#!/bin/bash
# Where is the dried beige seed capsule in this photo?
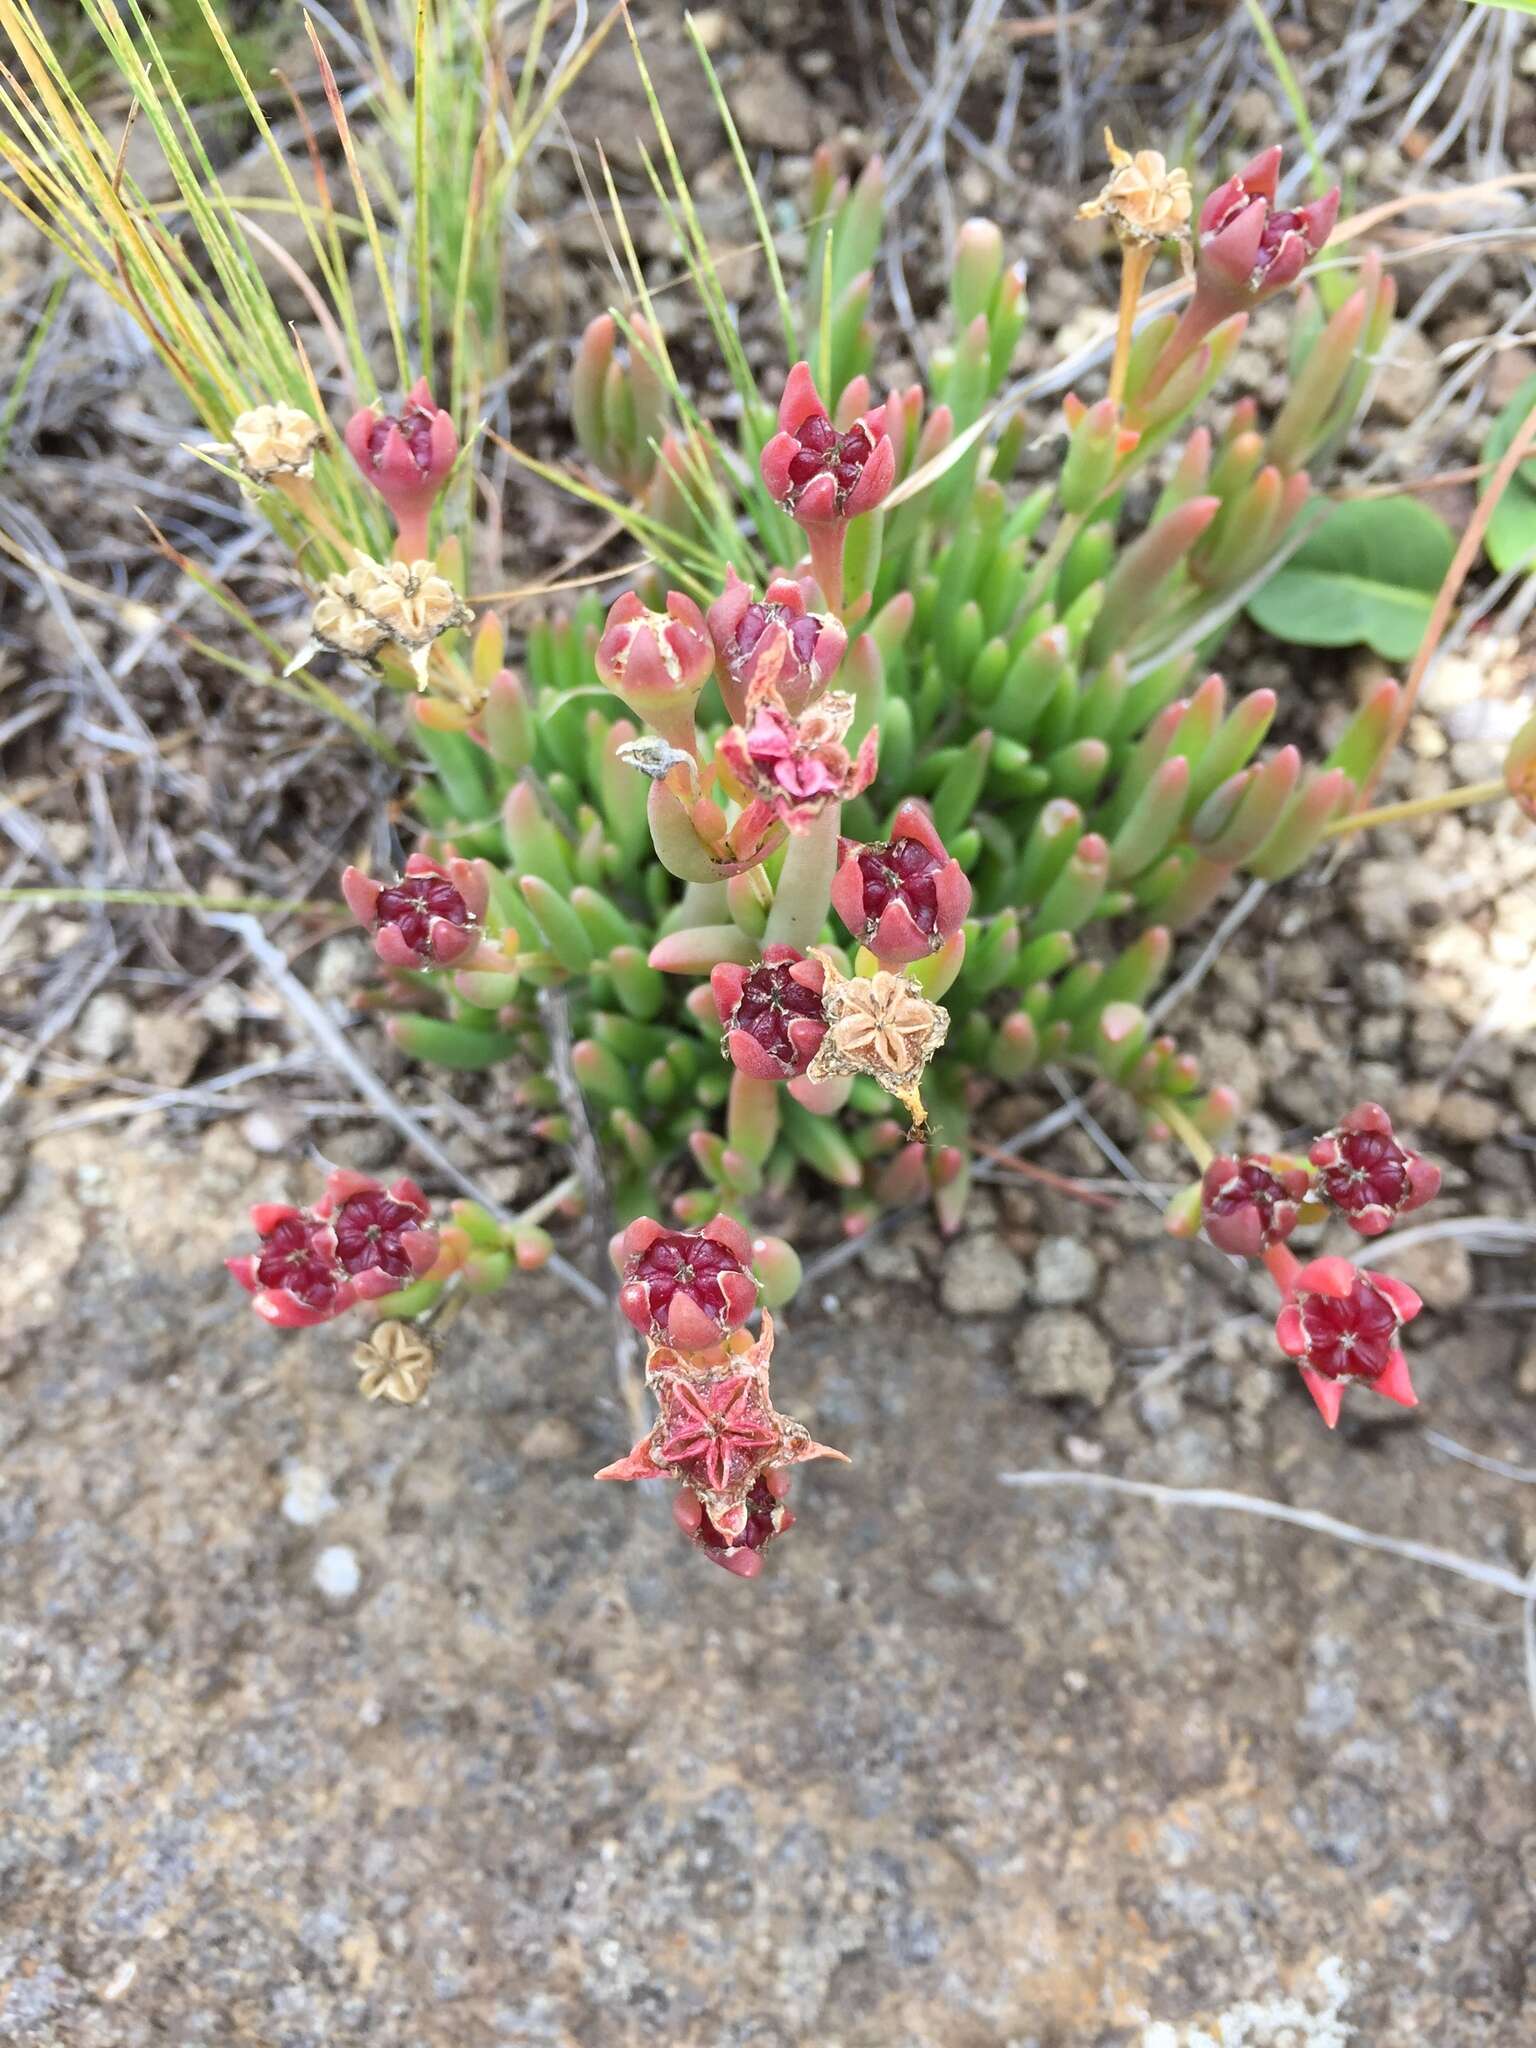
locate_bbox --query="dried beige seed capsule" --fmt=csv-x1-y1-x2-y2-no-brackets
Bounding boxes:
354,1320,436,1406
805,953,949,1135
229,402,323,483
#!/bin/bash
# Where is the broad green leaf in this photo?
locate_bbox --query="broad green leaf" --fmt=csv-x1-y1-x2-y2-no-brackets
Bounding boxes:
1479,373,1536,575
1245,496,1454,661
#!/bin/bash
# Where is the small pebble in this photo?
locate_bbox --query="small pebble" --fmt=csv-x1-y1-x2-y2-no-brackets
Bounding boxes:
313,1545,361,1604
1031,1235,1099,1308
281,1464,338,1527
74,990,133,1064
941,1232,1028,1317
1019,1311,1115,1407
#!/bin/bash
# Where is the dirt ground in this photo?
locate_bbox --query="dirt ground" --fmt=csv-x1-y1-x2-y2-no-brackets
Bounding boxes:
3,2,1536,2044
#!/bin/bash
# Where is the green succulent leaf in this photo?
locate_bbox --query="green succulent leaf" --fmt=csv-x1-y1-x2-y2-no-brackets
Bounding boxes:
1478,373,1536,576
1244,497,1454,662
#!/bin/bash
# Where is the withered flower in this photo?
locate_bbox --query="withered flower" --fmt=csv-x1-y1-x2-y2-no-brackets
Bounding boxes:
227,402,323,485
805,953,949,1134
1078,128,1192,246
306,556,472,683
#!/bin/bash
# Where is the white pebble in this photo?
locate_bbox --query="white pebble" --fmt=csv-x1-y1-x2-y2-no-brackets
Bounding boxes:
280,1464,338,1527
313,1545,361,1603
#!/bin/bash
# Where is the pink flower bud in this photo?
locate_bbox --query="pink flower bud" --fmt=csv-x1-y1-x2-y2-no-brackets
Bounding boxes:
1274,1255,1421,1427
1196,148,1339,310
715,686,878,831
710,944,828,1080
344,378,458,548
227,1172,437,1327
1307,1103,1440,1238
760,362,897,612
761,362,896,526
830,798,971,966
612,1215,759,1352
706,565,847,722
341,852,489,971
1200,1153,1311,1258
595,589,713,753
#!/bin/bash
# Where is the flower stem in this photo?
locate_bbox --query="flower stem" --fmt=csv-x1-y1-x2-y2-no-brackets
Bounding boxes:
1263,1243,1301,1301
1321,778,1507,839
392,507,431,562
272,474,357,562
1151,1093,1213,1171
764,802,840,950
516,1170,583,1230
1109,241,1154,407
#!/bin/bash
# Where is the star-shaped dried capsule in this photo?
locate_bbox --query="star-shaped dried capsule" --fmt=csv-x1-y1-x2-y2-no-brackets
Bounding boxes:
227,402,323,485
805,953,949,1135
354,1320,436,1405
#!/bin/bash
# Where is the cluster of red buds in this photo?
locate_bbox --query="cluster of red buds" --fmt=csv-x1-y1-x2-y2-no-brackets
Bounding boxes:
597,1216,847,1577
228,1169,439,1327
1195,1103,1439,1425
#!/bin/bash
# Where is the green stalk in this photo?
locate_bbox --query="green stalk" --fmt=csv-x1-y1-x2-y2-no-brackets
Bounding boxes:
764,806,840,951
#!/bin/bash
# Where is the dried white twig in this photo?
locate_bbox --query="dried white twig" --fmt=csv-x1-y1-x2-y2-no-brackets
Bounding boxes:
997,1470,1533,1601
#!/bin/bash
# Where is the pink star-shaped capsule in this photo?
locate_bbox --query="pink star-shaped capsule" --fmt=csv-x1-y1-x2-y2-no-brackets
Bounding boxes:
654,1371,781,1495
594,1313,848,1553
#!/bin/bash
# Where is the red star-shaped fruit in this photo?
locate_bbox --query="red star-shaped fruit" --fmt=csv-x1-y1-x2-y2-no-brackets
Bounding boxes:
1273,1254,1422,1427
594,1313,848,1565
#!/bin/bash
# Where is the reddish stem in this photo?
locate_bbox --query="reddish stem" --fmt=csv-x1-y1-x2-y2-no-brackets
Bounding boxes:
972,1142,1121,1212
1263,1242,1302,1302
